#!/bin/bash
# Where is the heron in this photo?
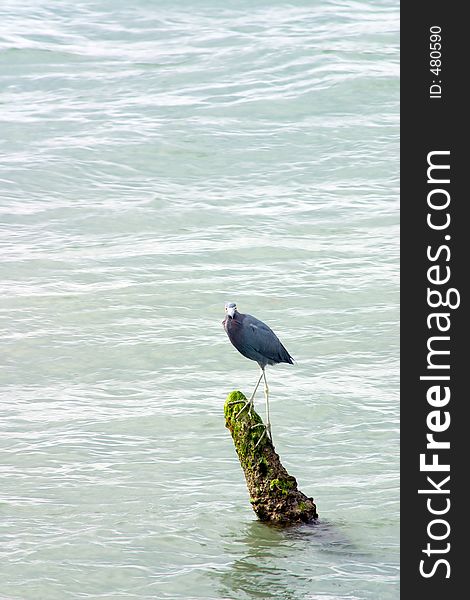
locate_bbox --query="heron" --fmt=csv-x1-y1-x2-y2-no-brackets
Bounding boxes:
222,302,294,446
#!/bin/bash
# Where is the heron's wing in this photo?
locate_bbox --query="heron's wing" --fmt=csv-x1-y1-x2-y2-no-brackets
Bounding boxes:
240,314,293,363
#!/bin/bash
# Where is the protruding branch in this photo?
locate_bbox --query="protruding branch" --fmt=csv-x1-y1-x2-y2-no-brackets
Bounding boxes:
224,391,318,524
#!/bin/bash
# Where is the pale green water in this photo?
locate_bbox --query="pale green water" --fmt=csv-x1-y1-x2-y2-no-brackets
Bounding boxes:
0,1,399,599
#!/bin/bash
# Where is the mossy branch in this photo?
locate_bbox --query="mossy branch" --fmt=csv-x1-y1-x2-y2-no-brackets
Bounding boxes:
224,390,318,525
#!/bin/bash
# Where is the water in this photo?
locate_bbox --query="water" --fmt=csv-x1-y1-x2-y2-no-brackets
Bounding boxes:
0,1,399,598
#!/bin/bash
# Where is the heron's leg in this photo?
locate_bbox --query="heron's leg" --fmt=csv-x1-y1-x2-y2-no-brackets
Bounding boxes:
236,369,263,417
252,423,268,448
248,369,264,405
262,369,272,443
229,369,263,418
251,369,273,449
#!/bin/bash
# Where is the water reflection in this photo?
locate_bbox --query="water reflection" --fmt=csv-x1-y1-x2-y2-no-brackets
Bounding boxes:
284,519,363,558
219,520,301,599
217,519,359,600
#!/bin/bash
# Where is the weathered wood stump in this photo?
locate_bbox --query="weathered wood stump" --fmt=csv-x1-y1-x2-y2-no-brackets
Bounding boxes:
224,390,318,525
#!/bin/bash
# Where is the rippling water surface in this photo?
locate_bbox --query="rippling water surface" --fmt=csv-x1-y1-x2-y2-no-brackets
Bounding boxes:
1,1,399,598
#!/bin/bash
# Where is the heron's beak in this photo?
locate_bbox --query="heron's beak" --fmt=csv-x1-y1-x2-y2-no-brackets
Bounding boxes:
227,306,236,318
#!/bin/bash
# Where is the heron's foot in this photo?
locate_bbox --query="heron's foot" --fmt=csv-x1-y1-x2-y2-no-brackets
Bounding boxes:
252,423,273,449
229,398,254,419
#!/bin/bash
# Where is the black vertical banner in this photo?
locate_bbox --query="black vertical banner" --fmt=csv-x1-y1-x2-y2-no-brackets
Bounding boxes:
401,4,465,597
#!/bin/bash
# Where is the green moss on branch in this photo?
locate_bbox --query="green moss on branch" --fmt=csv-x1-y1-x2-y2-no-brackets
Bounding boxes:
224,390,318,525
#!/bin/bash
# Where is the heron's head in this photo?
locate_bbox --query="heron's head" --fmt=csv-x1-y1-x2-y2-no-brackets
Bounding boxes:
224,302,237,318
